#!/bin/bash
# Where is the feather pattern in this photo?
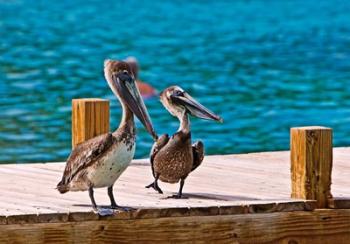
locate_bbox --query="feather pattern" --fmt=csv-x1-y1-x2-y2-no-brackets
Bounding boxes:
57,123,135,193
152,131,193,183
191,141,204,172
149,134,169,177
59,133,114,185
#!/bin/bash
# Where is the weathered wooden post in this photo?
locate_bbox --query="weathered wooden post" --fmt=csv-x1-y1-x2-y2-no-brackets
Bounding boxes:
72,98,110,148
290,126,333,208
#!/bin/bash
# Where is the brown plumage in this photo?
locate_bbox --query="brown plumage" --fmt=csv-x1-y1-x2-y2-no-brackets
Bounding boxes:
146,86,222,198
153,131,193,184
191,141,204,171
57,123,134,194
57,60,156,213
57,133,115,194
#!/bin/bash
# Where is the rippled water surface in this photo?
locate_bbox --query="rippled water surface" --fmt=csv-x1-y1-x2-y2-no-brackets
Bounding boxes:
1,0,350,163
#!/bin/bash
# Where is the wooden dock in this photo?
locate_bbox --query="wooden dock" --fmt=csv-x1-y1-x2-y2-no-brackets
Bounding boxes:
1,100,349,243
0,148,350,243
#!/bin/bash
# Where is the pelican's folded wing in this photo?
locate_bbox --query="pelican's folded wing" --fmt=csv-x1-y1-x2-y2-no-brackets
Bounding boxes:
149,134,169,177
191,141,204,172
59,133,115,186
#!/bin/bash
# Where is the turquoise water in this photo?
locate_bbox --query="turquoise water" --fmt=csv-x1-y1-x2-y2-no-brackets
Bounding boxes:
1,0,350,163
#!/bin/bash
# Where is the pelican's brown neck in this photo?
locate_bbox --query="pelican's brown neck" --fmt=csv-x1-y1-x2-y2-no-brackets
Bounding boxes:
121,101,134,126
178,111,190,134
113,99,135,135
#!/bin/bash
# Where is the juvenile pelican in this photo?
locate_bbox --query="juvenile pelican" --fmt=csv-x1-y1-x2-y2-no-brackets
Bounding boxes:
146,86,222,198
57,60,157,213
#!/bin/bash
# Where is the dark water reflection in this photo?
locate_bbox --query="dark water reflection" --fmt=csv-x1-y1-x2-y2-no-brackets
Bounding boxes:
0,0,350,163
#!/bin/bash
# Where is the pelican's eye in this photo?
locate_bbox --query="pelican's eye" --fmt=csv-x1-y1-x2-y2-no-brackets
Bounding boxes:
173,90,184,97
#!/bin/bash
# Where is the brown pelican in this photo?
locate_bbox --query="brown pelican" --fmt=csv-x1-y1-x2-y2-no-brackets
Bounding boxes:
125,56,157,99
57,60,157,214
146,86,222,198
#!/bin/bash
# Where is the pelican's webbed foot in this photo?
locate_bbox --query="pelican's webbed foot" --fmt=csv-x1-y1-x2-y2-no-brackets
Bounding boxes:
95,208,115,216
145,181,163,194
106,185,133,211
145,175,163,194
167,193,188,199
88,187,115,216
110,204,134,211
167,178,186,199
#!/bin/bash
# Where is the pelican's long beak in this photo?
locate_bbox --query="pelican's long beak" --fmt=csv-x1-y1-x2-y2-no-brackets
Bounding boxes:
114,72,157,139
171,92,223,122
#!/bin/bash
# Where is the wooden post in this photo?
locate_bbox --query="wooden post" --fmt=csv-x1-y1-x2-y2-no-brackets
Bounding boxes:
72,98,110,148
290,126,333,208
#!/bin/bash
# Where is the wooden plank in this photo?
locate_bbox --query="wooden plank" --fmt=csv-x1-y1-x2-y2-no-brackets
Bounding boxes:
0,209,349,243
328,197,350,209
0,147,349,224
291,126,333,208
0,200,316,225
72,98,110,148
